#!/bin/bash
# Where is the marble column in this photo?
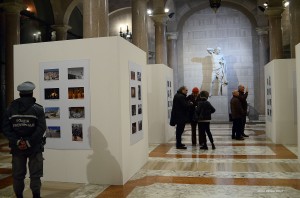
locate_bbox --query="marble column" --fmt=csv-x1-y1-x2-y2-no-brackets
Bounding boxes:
83,0,109,38
289,0,300,58
256,27,269,115
0,0,25,105
167,32,178,69
51,25,71,40
131,0,148,53
167,32,179,93
265,7,284,60
152,14,167,65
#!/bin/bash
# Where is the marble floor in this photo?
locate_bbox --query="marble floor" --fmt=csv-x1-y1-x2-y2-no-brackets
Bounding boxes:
0,123,300,197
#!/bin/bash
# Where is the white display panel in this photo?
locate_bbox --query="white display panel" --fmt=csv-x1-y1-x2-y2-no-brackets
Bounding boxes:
129,61,144,145
39,59,91,149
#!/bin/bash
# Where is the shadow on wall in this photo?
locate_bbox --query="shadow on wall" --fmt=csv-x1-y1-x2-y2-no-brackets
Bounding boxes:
191,56,212,92
248,104,259,121
86,126,121,184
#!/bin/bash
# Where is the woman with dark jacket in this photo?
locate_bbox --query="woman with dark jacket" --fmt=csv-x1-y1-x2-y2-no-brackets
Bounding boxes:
187,87,200,146
170,86,191,149
195,90,216,150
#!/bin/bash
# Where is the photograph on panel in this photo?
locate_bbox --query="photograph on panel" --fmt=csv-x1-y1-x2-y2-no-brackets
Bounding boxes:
131,71,135,80
138,120,142,131
131,87,136,98
132,122,137,134
138,85,141,100
137,72,141,81
132,105,136,116
68,87,84,99
46,126,61,138
72,123,83,141
69,107,85,119
68,67,84,80
44,68,59,81
45,107,60,119
45,88,60,100
138,104,142,114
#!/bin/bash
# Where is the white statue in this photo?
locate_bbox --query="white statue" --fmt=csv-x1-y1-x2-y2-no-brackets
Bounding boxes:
207,47,228,95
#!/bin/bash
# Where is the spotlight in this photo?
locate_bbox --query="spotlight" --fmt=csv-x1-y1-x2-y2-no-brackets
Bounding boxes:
258,6,265,12
168,12,175,18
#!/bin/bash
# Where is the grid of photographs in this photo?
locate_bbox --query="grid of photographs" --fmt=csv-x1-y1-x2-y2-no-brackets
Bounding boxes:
166,80,173,120
40,60,90,149
129,62,143,145
266,75,272,121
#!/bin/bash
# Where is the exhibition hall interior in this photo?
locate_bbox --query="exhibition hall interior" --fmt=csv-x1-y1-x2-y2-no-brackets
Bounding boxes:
0,0,300,197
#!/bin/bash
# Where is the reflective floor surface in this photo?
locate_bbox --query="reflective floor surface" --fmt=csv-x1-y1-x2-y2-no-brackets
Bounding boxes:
1,123,299,197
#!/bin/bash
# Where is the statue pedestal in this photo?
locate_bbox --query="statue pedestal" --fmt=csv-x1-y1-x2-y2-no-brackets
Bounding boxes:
209,96,229,121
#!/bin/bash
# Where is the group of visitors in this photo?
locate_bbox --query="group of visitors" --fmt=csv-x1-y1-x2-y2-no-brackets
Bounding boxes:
170,84,249,149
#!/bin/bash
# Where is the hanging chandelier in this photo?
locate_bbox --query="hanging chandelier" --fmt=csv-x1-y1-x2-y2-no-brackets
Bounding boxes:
209,0,222,13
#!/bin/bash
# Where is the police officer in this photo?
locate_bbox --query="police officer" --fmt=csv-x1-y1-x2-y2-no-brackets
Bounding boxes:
2,81,46,198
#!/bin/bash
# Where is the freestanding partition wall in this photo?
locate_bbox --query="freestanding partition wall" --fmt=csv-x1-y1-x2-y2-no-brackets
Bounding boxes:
14,37,149,185
147,64,175,143
296,43,300,158
264,59,297,145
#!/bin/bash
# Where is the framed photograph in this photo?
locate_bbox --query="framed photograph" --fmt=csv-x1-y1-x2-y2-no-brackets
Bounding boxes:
132,105,136,116
44,68,59,81
45,107,60,119
69,107,85,119
138,85,141,100
131,87,136,98
72,124,83,141
138,104,142,114
46,126,61,138
138,120,142,131
45,88,60,100
68,67,84,79
137,72,141,81
68,87,84,99
132,122,137,134
131,71,135,80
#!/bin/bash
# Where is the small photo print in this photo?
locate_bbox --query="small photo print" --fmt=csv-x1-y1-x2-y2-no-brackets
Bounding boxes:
68,67,84,79
137,72,141,81
138,85,141,100
138,104,142,114
45,107,60,119
45,88,59,100
72,124,83,141
132,105,136,116
46,126,61,138
68,87,84,99
132,122,137,134
131,71,135,80
69,107,85,119
138,120,142,131
131,87,136,98
168,109,171,119
44,69,59,81
167,81,169,87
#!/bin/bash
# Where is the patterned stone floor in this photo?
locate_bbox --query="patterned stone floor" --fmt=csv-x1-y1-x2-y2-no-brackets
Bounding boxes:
0,123,299,197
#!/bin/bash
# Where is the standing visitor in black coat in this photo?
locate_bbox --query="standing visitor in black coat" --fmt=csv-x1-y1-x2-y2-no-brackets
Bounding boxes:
170,86,192,149
238,84,249,137
230,90,246,140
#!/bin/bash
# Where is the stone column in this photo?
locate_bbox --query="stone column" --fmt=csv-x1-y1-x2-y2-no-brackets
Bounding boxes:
83,0,109,38
256,27,269,115
131,0,148,53
51,25,71,40
289,0,300,58
167,32,178,69
167,32,179,93
0,0,25,105
265,7,284,60
152,14,167,65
